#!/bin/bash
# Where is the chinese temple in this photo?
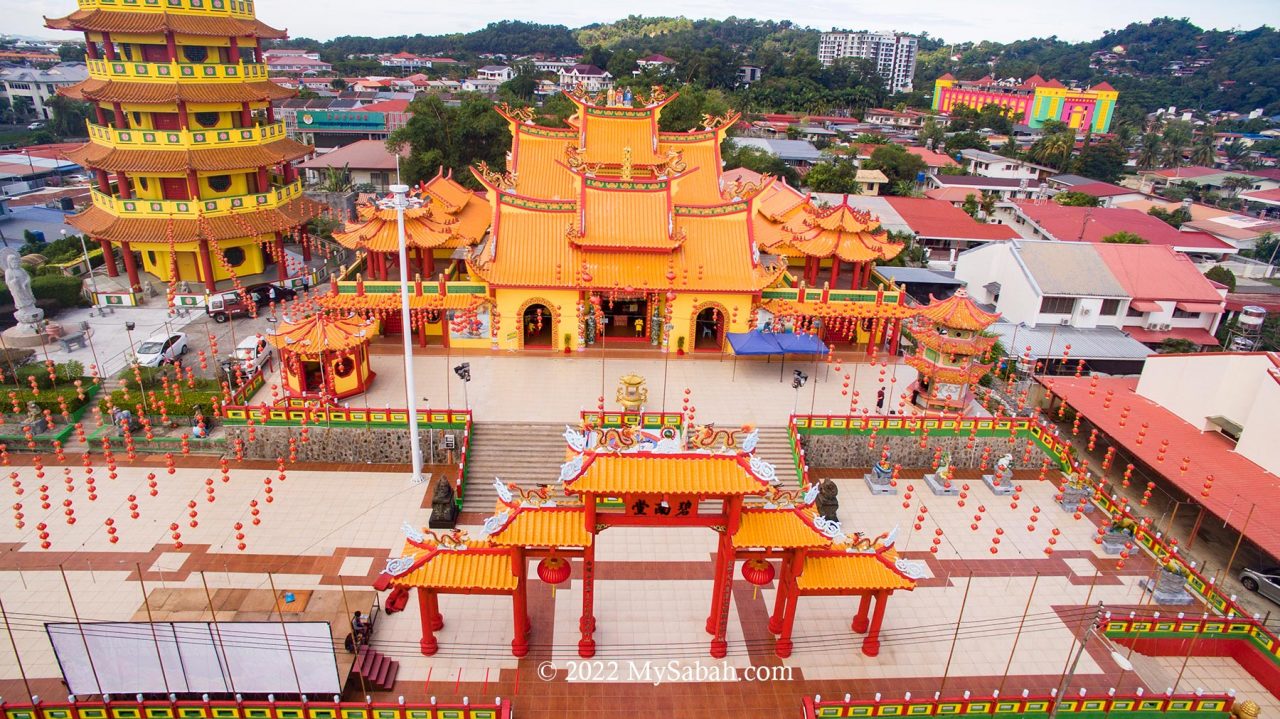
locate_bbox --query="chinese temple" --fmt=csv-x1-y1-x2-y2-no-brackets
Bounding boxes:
904,287,1001,412
268,312,377,399
373,422,919,659
49,0,322,296
318,88,912,354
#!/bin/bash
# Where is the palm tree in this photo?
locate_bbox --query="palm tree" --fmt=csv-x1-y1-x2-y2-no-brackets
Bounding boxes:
1136,133,1163,170
1189,132,1216,167
1161,120,1193,167
1223,139,1250,168
1035,131,1074,170
319,164,353,193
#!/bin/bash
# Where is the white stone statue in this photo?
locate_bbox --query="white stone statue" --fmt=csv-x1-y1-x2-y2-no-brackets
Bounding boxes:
2,250,42,327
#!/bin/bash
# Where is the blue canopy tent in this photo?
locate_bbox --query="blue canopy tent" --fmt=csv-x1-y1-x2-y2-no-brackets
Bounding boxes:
726,330,829,380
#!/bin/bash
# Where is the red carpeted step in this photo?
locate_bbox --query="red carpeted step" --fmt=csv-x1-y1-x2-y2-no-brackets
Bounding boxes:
379,661,399,691
354,647,372,676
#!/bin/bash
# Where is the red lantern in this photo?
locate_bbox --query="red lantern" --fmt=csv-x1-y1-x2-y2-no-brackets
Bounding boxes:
741,558,775,586
537,556,571,585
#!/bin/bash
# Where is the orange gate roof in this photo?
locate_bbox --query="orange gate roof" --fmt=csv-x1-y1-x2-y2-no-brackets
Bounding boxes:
562,452,775,496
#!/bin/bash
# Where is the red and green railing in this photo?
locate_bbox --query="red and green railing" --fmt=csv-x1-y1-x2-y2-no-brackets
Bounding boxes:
0,699,509,719
579,410,684,429
804,692,1231,719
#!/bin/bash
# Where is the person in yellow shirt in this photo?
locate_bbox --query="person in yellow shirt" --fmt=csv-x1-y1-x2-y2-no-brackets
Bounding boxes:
634,316,645,337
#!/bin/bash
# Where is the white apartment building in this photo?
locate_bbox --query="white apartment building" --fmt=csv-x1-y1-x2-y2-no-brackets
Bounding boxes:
818,31,917,93
0,63,88,120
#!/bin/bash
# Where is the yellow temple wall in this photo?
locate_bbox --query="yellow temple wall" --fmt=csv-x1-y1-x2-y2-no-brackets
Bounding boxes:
136,235,268,283
491,288,581,351
668,292,753,354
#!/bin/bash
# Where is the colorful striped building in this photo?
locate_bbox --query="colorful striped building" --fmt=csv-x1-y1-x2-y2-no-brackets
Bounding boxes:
932,74,1117,134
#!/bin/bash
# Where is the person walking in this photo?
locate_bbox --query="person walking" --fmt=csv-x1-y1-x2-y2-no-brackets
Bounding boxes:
876,387,886,412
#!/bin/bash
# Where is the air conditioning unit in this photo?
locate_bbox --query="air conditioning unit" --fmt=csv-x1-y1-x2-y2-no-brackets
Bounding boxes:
1158,323,1173,331
1145,323,1160,331
1059,318,1070,326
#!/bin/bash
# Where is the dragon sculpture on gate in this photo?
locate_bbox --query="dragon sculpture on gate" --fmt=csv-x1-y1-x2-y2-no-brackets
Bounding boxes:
688,423,756,451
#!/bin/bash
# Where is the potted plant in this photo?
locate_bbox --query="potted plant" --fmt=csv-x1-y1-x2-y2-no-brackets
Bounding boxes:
676,336,686,356
563,333,572,354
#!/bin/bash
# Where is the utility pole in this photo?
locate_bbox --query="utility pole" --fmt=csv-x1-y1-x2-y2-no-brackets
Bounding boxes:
1049,602,1104,719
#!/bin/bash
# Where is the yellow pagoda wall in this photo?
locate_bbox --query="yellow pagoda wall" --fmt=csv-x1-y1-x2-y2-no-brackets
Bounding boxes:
137,235,268,284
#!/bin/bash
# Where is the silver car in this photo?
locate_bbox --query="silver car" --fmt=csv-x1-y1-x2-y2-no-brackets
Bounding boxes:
134,332,189,367
1240,567,1280,604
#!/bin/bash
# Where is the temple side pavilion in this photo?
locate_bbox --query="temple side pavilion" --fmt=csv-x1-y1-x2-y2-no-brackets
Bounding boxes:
373,426,917,659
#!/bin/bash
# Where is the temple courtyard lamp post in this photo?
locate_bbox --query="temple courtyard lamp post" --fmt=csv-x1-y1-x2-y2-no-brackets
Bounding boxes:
391,183,425,486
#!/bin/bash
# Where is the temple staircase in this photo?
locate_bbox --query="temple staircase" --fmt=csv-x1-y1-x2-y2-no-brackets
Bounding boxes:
461,422,569,513
351,646,398,692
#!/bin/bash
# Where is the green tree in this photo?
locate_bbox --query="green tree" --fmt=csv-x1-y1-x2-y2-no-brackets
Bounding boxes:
943,131,990,156
46,95,92,139
10,96,33,120
1101,231,1148,244
803,160,862,194
1029,128,1075,170
658,86,729,132
1204,265,1236,291
1148,205,1192,227
961,193,981,218
330,78,347,91
720,143,800,186
864,144,928,189
537,93,577,128
57,44,86,63
1136,133,1163,170
386,93,511,188
1161,119,1194,166
919,117,944,151
1158,337,1199,354
1221,175,1256,198
1053,191,1101,207
1190,131,1217,167
318,164,352,193
1222,138,1250,168
1071,139,1127,182
997,137,1021,159
1245,232,1279,266
499,73,538,101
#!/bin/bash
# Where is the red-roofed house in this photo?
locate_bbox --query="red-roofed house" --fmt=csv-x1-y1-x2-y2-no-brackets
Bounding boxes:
298,139,407,192
1008,201,1237,258
903,146,960,173
636,54,676,69
1062,181,1146,206
883,196,1018,258
956,239,1225,350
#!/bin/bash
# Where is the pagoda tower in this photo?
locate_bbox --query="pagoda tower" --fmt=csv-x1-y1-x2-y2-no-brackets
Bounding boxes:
904,287,1000,412
48,0,320,297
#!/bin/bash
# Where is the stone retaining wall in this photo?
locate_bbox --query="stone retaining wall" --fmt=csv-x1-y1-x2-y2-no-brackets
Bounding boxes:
224,425,465,464
799,432,1047,470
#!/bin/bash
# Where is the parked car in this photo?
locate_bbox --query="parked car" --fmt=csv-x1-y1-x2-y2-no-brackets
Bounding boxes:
1241,567,1280,604
247,283,297,306
205,291,254,323
26,121,46,131
233,336,273,373
134,333,189,367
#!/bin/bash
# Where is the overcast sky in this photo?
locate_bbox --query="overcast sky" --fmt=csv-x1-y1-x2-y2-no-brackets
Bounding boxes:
8,0,1279,44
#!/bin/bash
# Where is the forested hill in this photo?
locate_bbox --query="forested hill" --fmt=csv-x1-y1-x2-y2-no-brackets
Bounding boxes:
279,16,1280,114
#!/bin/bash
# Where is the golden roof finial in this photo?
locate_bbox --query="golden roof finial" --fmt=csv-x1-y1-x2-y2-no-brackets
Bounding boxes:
621,147,633,181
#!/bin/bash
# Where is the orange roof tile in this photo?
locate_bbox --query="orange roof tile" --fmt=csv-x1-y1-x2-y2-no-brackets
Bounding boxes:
782,195,903,263
488,507,593,547
45,9,286,38
317,292,487,312
918,287,999,331
761,299,917,320
659,132,724,205
509,124,578,200
335,197,489,253
574,179,678,251
563,452,774,496
796,551,916,592
67,196,321,243
734,508,831,549
578,109,662,165
63,138,311,173
268,313,376,354
62,78,293,104
386,543,517,592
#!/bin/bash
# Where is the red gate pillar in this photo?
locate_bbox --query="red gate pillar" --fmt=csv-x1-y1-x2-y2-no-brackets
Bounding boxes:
861,590,889,656
767,555,791,635
198,239,217,293
705,531,728,635
579,541,597,658
775,573,801,658
710,533,735,658
511,548,530,658
851,592,873,633
418,587,438,655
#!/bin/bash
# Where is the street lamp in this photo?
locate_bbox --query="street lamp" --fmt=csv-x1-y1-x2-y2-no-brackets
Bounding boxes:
390,183,424,486
65,230,100,310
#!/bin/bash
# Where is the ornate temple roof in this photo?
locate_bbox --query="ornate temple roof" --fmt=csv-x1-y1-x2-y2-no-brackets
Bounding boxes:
67,195,323,243
45,9,287,38
378,539,517,592
917,287,1000,331
734,507,831,549
333,174,491,253
781,195,904,263
561,452,775,496
62,78,293,104
268,313,376,354
470,92,777,292
63,137,311,173
487,506,593,548
796,551,916,592
903,355,993,385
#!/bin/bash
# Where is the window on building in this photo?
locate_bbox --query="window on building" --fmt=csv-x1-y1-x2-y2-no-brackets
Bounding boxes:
9,82,30,90
1040,296,1075,314
194,112,219,128
182,45,209,63
1126,305,1145,318
207,175,231,192
223,247,246,267
1100,299,1121,316
1172,308,1199,319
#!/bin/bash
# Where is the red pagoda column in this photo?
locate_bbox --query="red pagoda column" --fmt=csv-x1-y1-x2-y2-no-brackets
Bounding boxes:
275,232,288,281
767,555,791,635
851,592,873,633
198,239,217,292
99,239,118,277
511,548,530,658
120,241,141,292
775,572,801,658
709,533,734,658
417,587,438,655
829,258,841,288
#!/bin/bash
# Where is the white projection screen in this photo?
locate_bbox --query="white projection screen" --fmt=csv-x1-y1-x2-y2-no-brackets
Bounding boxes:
47,622,341,695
